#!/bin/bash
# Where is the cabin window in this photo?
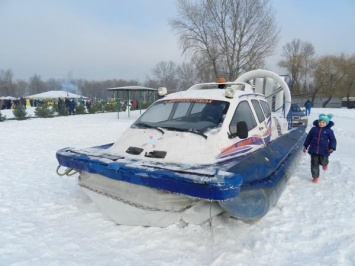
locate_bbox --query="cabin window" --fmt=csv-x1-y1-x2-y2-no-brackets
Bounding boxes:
172,102,190,119
190,102,205,114
251,99,265,123
230,101,257,131
139,101,173,122
260,100,271,118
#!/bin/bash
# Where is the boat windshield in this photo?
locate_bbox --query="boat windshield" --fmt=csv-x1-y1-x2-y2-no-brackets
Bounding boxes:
133,99,229,133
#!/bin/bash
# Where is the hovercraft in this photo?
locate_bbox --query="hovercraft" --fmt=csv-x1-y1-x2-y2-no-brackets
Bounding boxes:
56,69,306,227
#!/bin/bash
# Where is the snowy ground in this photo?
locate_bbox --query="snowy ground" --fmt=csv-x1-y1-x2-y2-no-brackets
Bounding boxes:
1,107,354,266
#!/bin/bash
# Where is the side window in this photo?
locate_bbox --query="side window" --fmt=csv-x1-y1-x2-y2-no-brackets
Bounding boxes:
251,99,265,123
230,101,257,131
260,100,271,118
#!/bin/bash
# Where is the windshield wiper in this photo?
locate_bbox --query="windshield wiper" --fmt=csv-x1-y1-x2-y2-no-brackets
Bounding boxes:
134,122,165,135
161,126,207,139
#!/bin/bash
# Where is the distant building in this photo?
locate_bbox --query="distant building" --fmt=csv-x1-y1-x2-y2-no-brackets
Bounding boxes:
292,97,342,108
342,97,355,109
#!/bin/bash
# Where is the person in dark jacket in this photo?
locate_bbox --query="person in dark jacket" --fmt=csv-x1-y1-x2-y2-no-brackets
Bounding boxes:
304,99,312,116
303,114,337,183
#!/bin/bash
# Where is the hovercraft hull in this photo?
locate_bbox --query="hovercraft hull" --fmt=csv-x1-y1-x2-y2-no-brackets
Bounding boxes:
220,126,305,221
78,171,225,227
56,145,243,201
56,127,306,227
55,69,305,227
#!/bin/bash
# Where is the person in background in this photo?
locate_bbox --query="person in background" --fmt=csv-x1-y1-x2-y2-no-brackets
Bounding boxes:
304,99,312,116
69,99,75,115
65,98,70,113
303,114,337,183
85,100,91,113
132,99,138,109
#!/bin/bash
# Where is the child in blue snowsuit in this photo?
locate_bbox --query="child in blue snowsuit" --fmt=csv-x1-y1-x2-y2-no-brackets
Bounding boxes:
303,114,337,183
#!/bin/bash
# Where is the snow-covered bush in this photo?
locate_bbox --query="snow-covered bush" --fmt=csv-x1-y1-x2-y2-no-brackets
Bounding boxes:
0,101,7,121
75,103,86,114
12,105,29,120
35,101,55,118
0,111,6,121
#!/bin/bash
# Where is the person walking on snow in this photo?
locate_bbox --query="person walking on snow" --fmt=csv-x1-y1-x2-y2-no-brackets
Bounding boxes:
303,114,337,183
304,99,312,116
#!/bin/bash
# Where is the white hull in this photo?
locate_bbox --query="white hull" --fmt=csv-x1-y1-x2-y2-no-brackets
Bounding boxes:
79,171,224,227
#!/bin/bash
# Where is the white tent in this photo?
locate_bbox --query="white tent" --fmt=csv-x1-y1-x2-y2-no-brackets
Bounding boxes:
0,96,18,100
26,90,88,99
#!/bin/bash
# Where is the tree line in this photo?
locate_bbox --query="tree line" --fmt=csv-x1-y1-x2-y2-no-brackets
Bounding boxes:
278,39,355,107
1,0,354,107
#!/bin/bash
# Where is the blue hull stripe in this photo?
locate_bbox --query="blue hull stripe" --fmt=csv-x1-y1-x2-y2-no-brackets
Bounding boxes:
56,127,306,201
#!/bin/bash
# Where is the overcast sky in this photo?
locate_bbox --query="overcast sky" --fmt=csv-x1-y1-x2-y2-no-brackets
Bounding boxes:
1,0,354,82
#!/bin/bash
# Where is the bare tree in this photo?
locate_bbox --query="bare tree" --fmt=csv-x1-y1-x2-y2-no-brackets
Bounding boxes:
189,54,218,82
339,54,355,108
0,69,14,96
300,43,316,92
313,55,346,107
76,78,140,101
144,79,160,89
170,0,280,80
28,75,46,95
278,39,316,95
152,61,179,91
45,78,62,91
176,62,199,90
15,79,29,97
